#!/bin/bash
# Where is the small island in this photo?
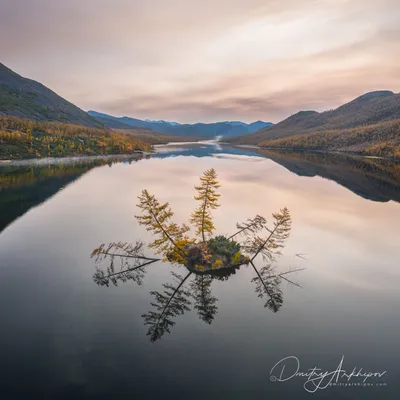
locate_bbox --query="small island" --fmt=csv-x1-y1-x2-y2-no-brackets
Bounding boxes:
130,168,291,272
92,169,302,341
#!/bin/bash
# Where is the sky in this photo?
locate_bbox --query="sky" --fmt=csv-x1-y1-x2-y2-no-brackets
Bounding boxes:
1,0,400,123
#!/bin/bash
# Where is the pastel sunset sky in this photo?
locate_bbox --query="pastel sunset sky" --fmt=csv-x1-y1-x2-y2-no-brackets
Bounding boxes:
1,0,399,123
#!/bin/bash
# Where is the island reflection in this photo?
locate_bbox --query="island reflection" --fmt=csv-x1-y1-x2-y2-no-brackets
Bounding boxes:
92,244,303,342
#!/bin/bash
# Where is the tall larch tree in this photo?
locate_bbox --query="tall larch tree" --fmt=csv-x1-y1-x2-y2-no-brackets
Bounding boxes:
190,168,221,243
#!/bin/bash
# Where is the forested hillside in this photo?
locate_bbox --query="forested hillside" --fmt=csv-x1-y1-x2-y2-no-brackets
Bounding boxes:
228,91,400,146
258,119,400,158
0,63,103,128
0,116,151,159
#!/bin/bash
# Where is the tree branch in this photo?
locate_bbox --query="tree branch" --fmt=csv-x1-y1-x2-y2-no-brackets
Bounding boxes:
149,207,179,250
156,271,193,324
228,220,259,240
101,258,159,280
96,251,160,262
250,224,279,262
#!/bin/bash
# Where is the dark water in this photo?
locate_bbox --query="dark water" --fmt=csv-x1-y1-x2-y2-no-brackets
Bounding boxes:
0,143,399,399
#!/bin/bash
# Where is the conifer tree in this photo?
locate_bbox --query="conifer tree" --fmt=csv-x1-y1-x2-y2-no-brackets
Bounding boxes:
135,189,190,259
248,207,292,262
190,168,221,242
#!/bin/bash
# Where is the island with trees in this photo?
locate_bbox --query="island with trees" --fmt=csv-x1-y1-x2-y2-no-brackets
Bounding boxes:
92,169,304,341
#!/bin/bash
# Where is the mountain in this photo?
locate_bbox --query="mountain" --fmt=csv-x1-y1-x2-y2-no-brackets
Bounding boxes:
228,91,400,145
256,119,400,158
247,120,273,133
88,110,273,139
90,115,135,130
145,119,181,126
88,111,155,130
163,121,272,138
0,63,103,128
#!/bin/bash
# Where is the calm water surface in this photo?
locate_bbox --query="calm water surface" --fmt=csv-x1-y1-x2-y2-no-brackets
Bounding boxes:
0,143,399,399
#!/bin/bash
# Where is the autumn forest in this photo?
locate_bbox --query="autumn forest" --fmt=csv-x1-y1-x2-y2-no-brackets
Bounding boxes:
0,115,151,160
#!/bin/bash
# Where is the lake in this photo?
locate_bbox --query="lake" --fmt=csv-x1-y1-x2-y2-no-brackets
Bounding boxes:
0,142,399,399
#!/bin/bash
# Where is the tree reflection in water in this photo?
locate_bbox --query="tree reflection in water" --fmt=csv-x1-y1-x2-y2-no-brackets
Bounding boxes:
91,169,304,341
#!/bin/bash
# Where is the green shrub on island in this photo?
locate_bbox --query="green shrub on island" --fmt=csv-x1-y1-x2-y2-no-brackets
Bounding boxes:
208,236,241,259
182,241,245,272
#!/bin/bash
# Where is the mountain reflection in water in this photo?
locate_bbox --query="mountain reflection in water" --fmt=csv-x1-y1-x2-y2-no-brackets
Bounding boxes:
155,143,400,203
0,146,398,236
256,149,400,203
0,155,143,233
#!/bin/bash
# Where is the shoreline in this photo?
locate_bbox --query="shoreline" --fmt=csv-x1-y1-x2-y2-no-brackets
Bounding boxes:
0,152,150,167
235,145,400,162
2,144,399,164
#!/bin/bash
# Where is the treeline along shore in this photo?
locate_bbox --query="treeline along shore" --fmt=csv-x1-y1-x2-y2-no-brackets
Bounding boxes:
0,115,152,160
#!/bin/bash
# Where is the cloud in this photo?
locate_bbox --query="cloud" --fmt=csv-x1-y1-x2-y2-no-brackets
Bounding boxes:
0,0,399,122
93,30,400,122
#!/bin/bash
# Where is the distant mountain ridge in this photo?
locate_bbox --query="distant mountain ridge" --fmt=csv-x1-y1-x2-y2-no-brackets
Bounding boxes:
0,63,103,128
145,119,181,126
0,63,273,139
88,110,273,139
229,90,400,145
4,61,396,156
